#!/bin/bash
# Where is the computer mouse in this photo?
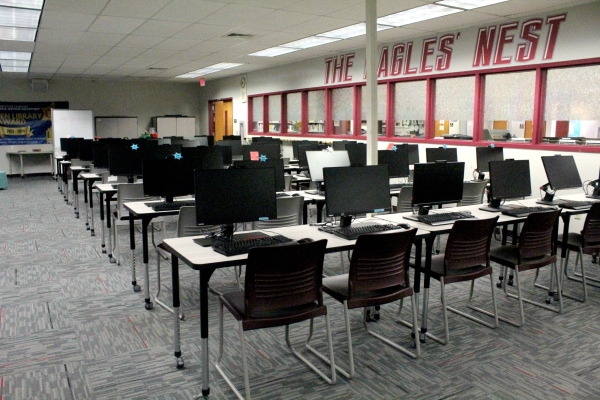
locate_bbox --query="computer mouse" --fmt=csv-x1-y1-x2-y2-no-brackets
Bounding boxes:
398,223,412,229
292,193,300,197
297,238,314,244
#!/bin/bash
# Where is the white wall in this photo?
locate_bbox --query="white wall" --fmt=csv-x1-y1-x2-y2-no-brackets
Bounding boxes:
0,78,201,174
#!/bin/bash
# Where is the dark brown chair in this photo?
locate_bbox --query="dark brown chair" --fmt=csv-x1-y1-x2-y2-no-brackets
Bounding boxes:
321,229,420,379
413,217,499,345
490,209,562,327
214,240,336,400
553,203,600,302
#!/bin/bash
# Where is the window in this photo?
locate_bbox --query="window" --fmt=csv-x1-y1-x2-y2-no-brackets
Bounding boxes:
361,84,387,136
484,71,535,142
252,96,263,132
544,65,600,145
308,90,325,134
267,95,281,133
394,80,426,138
331,86,354,135
286,92,302,134
435,76,475,140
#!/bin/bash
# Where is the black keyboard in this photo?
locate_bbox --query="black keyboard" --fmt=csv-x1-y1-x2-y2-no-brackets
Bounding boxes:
557,200,597,210
326,224,402,240
501,206,556,217
412,211,475,226
146,200,196,212
211,234,293,256
390,183,411,190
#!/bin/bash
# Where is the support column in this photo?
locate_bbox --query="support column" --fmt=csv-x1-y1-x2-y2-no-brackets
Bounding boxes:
365,0,378,166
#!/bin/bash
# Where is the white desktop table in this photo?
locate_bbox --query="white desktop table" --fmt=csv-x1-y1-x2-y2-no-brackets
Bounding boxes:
6,150,54,178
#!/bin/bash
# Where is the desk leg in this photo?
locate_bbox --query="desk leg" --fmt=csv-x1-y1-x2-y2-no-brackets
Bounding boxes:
420,235,435,343
84,178,89,230
303,202,309,225
57,161,61,189
142,217,152,309
50,154,54,178
9,154,13,176
172,255,184,369
130,214,140,292
412,240,423,334
199,269,215,398
63,169,69,203
89,180,95,236
107,196,115,263
19,154,24,179
316,201,325,223
73,171,79,218
100,192,106,253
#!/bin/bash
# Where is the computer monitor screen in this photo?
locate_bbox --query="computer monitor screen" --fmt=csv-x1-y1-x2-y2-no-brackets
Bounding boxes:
476,147,504,173
292,140,311,159
181,146,224,170
147,144,181,159
78,140,94,161
412,162,465,207
297,143,322,167
378,148,409,178
426,147,458,163
142,159,195,202
306,151,350,182
489,160,531,201
60,137,69,152
242,143,280,161
332,140,357,151
233,159,285,192
92,141,110,168
324,166,391,219
195,168,277,225
62,138,83,157
345,142,366,167
542,155,582,191
108,147,143,178
216,139,242,156
406,144,419,165
220,146,232,165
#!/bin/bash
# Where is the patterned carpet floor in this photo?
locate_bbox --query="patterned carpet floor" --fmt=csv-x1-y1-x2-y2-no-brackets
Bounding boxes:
1,176,600,399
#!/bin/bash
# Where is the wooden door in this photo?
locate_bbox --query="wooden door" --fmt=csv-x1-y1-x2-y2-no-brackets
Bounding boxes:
493,120,508,130
214,101,224,141
524,120,533,138
223,100,233,136
434,120,449,137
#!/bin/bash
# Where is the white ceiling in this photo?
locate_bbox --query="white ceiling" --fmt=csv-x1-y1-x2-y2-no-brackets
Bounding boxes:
0,0,596,82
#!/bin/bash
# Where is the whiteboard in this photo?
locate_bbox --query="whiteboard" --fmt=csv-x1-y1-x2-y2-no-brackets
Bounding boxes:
52,109,95,156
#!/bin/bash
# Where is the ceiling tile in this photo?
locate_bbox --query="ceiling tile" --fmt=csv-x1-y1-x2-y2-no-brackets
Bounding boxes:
34,42,71,53
130,69,163,76
93,55,132,66
169,50,214,61
148,58,189,68
102,0,170,18
36,29,83,44
28,66,57,73
116,35,165,48
173,23,231,40
83,65,115,74
62,54,102,65
281,16,362,35
153,37,202,50
197,4,276,27
138,48,180,59
69,44,112,56
0,39,35,52
410,10,504,32
88,16,146,34
124,57,166,67
283,0,363,15
78,32,126,46
237,10,317,31
39,11,97,31
230,0,298,8
57,67,85,73
103,46,147,58
30,60,63,68
335,0,426,21
132,20,190,37
187,40,233,53
152,0,228,23
43,0,110,14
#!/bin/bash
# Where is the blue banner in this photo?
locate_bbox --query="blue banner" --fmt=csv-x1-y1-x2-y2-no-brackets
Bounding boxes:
0,102,68,146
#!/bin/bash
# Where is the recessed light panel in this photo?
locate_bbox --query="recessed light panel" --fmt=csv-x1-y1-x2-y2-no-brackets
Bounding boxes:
250,47,300,57
175,73,201,79
1,65,28,72
0,50,31,60
377,4,463,27
281,36,340,49
0,25,36,41
0,6,41,28
0,59,29,67
0,0,44,10
317,23,393,39
209,62,243,70
436,0,509,9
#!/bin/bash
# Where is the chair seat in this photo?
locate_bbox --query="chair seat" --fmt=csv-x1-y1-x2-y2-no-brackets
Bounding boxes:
414,255,492,284
322,274,413,309
490,245,556,272
221,290,327,332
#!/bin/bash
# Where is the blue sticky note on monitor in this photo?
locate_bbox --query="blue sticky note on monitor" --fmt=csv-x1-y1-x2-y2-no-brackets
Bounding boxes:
374,209,384,213
258,217,269,221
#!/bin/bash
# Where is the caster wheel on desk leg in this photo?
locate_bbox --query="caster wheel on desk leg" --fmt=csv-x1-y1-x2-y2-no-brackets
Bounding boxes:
545,296,553,304
419,333,426,343
91,231,95,237
507,278,514,286
133,285,141,292
553,292,561,301
176,357,184,369
145,302,153,310
101,247,106,254
109,256,116,264
374,305,380,320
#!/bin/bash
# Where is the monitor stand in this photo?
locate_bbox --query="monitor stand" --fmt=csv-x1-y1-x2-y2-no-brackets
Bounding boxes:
536,189,561,205
479,199,508,213
193,223,267,247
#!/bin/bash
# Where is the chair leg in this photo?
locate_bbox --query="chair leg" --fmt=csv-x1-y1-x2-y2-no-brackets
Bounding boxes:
571,249,600,287
537,249,587,302
153,249,184,319
453,275,499,329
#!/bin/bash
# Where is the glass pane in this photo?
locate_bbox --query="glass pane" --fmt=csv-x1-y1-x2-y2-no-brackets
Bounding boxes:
286,92,302,133
483,71,535,142
543,65,600,144
361,85,387,136
308,90,325,134
252,96,263,132
332,87,354,135
435,76,475,140
394,80,426,138
268,94,281,133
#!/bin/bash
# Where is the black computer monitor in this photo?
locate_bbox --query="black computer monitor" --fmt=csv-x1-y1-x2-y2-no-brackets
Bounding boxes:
407,144,419,165
591,167,600,198
297,143,322,167
220,146,232,165
485,159,531,210
108,147,143,182
222,135,239,141
292,140,311,159
539,155,583,204
306,150,351,183
142,159,195,202
60,137,69,152
62,137,84,157
92,141,110,168
412,162,465,213
242,143,280,161
78,140,94,161
426,147,458,163
146,144,181,159
345,142,366,167
233,159,285,192
378,148,409,178
181,146,224,169
476,147,504,179
195,168,277,239
323,165,391,227
216,139,242,156
173,138,207,147
332,140,357,151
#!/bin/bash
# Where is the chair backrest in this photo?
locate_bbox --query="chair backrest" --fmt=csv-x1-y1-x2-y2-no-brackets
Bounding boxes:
444,217,498,273
396,186,413,213
252,196,303,229
581,203,600,247
518,209,561,261
458,181,487,206
348,229,417,297
177,206,220,238
116,183,158,219
284,174,292,191
244,239,327,317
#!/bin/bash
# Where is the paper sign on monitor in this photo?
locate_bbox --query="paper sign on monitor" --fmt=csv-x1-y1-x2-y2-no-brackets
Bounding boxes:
250,151,259,161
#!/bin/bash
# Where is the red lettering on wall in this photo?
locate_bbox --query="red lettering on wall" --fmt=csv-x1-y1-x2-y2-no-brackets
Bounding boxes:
494,22,518,65
324,57,333,84
390,43,405,76
436,35,454,71
516,19,542,62
473,26,497,67
378,47,389,77
420,38,437,73
333,55,345,82
404,42,417,75
544,14,567,60
344,53,354,81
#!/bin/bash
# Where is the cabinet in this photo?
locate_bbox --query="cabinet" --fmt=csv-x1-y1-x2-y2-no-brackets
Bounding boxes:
95,117,138,138
152,116,196,138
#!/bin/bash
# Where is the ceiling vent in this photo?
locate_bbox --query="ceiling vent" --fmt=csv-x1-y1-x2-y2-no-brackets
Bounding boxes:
225,33,254,38
31,78,48,92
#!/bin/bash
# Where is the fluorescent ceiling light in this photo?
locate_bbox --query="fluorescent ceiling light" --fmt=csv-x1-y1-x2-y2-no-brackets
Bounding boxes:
0,59,29,67
436,0,509,9
281,36,340,49
0,6,41,28
177,62,243,79
175,73,201,79
0,50,30,60
1,65,28,72
0,25,36,41
250,47,300,57
209,62,243,70
317,23,393,39
377,4,463,27
0,0,44,10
